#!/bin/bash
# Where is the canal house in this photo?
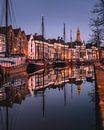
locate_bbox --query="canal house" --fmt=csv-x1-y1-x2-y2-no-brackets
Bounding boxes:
0,34,6,57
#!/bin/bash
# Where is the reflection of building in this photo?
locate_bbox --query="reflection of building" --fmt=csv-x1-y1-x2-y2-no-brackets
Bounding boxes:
28,69,56,92
28,66,94,95
0,73,28,106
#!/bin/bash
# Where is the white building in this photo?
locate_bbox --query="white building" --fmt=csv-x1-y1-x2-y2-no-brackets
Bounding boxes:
27,34,35,59
0,34,6,57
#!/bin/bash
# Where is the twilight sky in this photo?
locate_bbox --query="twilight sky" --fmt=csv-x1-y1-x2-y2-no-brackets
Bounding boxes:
0,0,98,42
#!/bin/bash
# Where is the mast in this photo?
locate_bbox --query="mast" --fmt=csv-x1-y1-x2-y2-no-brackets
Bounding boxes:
70,30,73,62
5,0,9,56
5,87,10,130
63,23,66,42
42,16,44,60
42,16,44,38
63,23,66,60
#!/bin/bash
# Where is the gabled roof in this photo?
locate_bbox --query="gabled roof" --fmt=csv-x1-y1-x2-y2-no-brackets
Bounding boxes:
21,31,25,34
0,25,13,34
48,39,58,44
33,34,46,42
48,38,65,45
74,40,83,46
86,43,99,49
13,28,21,37
68,42,76,48
86,43,92,49
26,35,31,41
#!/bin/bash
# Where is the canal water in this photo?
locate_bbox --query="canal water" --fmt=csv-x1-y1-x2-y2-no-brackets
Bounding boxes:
0,66,103,130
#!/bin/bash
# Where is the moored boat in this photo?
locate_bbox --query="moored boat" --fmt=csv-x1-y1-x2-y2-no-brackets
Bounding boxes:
0,55,27,76
0,0,27,76
26,59,48,73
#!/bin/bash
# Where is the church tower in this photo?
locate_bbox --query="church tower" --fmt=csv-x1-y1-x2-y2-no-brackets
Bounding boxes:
76,27,81,41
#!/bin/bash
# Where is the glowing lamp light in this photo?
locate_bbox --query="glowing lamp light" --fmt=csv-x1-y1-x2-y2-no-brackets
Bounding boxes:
14,48,17,51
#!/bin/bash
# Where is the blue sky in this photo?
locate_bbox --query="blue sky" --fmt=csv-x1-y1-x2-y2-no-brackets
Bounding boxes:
0,0,97,42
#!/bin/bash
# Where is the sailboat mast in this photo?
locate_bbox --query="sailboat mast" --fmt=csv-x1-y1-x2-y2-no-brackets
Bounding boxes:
70,30,73,62
63,23,66,42
42,16,44,38
5,0,9,56
42,16,44,60
63,23,66,60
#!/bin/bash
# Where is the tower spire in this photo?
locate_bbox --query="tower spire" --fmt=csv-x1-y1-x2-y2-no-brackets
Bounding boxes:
76,27,81,41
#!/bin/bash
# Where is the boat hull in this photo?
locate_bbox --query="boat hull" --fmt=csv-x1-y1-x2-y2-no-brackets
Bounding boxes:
27,63,45,73
53,61,67,68
1,63,27,76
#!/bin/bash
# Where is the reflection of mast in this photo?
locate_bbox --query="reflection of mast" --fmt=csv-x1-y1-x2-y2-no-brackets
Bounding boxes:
63,23,66,61
70,67,73,99
42,71,45,118
70,30,73,99
42,91,45,118
64,87,66,106
63,69,66,106
5,87,10,130
6,107,9,130
70,85,73,99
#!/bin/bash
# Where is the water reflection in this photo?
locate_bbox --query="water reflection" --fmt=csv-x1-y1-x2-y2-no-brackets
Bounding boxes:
28,66,94,94
0,66,102,130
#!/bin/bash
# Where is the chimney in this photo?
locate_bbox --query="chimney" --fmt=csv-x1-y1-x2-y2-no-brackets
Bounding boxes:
57,36,60,41
35,33,37,36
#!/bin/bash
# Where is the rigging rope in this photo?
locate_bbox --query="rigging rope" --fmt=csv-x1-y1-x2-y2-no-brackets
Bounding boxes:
0,0,5,26
0,0,17,27
9,0,17,27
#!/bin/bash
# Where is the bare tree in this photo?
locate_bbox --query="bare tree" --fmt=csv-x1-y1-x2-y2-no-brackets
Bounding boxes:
89,0,104,46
